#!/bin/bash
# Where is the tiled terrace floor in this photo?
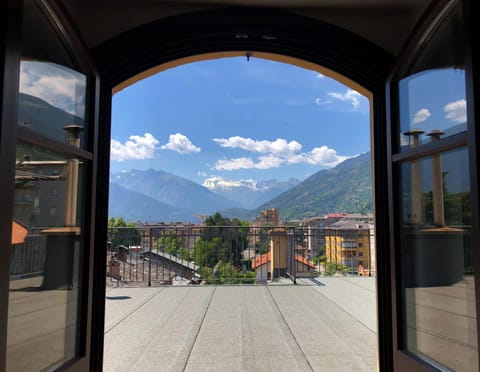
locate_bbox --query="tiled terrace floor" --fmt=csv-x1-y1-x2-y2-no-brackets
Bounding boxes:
103,277,378,372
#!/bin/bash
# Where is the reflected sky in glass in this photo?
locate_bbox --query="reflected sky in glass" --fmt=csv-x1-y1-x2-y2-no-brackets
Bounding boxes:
399,68,466,149
19,60,86,119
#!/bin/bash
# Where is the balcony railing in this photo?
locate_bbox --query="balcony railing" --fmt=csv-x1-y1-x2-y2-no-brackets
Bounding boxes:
106,225,377,285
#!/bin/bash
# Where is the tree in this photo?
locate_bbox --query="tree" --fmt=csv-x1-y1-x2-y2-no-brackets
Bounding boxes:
324,262,348,276
156,234,182,255
107,217,141,248
196,212,248,269
199,261,255,284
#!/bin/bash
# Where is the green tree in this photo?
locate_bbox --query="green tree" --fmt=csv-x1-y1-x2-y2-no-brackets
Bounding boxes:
323,262,348,276
107,217,141,248
200,261,255,284
198,212,248,268
156,234,182,256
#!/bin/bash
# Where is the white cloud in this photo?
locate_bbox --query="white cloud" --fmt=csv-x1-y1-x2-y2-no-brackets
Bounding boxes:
255,155,284,169
197,171,208,177
213,136,302,155
286,146,349,167
306,146,349,166
161,133,201,154
213,156,284,171
412,108,431,124
316,73,325,79
327,88,364,108
212,144,349,171
214,157,255,171
20,61,86,118
315,98,332,105
111,133,159,162
444,99,467,123
202,176,258,190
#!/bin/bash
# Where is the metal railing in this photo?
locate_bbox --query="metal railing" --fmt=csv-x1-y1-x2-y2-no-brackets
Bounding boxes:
106,225,377,286
10,233,46,278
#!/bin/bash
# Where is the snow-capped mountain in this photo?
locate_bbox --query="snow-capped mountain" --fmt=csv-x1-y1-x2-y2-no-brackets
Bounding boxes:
202,176,300,209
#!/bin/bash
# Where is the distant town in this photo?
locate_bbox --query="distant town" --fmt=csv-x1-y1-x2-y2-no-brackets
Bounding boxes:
106,208,375,286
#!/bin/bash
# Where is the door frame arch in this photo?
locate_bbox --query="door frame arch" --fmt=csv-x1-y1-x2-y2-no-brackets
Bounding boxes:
91,8,394,370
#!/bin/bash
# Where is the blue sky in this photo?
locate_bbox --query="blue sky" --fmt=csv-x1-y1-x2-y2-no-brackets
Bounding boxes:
399,68,467,147
15,57,467,190
110,57,372,185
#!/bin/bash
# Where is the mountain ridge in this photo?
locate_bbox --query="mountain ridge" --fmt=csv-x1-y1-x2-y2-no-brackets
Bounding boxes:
110,168,237,214
203,176,300,209
251,152,372,220
109,152,373,222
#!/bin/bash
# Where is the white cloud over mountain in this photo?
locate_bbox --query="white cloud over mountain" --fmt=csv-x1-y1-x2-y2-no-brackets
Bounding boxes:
213,136,301,155
212,136,349,171
111,133,159,162
161,133,201,154
20,61,86,118
214,157,256,171
202,176,259,191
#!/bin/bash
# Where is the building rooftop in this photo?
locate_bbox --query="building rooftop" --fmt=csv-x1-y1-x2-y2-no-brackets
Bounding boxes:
328,219,373,230
148,249,200,272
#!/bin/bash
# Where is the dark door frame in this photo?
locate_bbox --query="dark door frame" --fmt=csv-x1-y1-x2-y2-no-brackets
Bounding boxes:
0,1,22,369
91,8,394,371
386,0,480,370
0,0,100,370
2,2,479,370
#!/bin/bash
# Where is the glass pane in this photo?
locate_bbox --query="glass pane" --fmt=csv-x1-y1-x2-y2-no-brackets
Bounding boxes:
7,142,85,371
399,147,477,371
398,5,466,150
18,0,87,146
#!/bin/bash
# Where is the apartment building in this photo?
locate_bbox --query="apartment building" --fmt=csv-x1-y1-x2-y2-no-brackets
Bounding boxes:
326,219,374,275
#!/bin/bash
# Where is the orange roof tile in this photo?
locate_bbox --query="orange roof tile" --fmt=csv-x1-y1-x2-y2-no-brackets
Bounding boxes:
295,255,316,269
251,252,270,269
251,252,316,269
12,220,28,244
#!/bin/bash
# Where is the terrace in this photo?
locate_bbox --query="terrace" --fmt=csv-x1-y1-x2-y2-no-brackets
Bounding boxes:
102,225,380,370
8,225,476,371
103,277,378,372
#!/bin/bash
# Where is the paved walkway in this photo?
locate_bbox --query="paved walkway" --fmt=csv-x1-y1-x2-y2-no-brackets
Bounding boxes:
104,277,378,371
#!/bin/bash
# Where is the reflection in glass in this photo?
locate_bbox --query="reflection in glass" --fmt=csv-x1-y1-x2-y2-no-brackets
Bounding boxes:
18,0,87,146
18,60,86,144
399,147,477,371
398,5,466,150
7,143,84,371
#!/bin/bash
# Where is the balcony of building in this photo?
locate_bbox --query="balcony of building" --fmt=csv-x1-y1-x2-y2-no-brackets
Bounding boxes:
7,225,477,371
103,277,378,372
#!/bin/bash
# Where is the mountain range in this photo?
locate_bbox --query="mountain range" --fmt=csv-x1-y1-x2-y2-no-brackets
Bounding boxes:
251,152,372,220
111,168,236,216
108,183,194,222
201,177,300,209
109,152,373,223
18,93,84,142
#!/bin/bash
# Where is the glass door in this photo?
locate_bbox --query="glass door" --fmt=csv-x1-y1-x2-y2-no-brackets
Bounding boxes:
389,1,478,370
5,1,96,370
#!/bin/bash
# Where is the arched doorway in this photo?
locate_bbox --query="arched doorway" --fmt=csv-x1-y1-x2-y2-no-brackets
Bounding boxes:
91,9,393,370
3,1,477,370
